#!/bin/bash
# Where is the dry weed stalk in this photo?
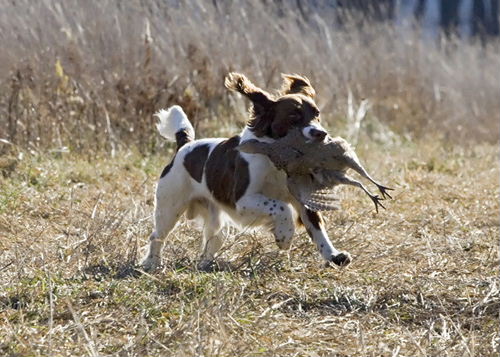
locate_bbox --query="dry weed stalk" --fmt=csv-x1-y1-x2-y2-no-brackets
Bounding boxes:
0,1,499,356
0,1,498,154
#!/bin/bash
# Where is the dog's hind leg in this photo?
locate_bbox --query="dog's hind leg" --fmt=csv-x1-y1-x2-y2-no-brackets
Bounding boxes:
141,177,189,271
198,203,225,271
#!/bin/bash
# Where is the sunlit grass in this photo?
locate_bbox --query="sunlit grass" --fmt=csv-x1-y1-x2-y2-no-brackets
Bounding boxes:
1,139,498,356
0,1,499,355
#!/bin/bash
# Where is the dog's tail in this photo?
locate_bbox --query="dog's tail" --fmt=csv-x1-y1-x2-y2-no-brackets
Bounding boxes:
154,105,195,151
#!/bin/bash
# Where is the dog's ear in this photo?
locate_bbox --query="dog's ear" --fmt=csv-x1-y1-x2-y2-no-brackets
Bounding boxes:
225,72,274,114
280,74,316,98
225,72,277,137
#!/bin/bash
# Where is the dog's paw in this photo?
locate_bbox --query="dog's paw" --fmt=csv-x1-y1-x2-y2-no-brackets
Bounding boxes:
330,251,352,267
274,235,292,250
197,259,216,272
141,256,161,272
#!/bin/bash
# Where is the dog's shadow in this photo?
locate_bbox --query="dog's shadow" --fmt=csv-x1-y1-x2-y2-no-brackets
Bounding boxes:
82,261,141,280
81,249,285,280
277,293,370,317
81,258,237,280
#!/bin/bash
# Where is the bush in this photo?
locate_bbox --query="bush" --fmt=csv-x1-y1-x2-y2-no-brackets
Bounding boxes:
1,0,498,154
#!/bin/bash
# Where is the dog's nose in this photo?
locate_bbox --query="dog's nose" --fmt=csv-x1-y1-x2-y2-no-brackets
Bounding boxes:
309,128,327,141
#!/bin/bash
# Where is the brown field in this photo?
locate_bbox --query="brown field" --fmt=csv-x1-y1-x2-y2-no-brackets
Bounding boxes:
1,138,498,356
1,1,499,356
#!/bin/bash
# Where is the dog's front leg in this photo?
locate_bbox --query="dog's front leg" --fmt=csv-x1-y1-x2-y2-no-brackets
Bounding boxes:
237,194,295,249
299,207,352,266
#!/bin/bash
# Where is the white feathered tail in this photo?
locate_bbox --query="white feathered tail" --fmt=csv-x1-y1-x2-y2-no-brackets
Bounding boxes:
154,105,195,142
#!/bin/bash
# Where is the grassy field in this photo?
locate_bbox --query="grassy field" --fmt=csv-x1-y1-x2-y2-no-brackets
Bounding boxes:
1,1,499,356
1,1,499,151
1,136,498,356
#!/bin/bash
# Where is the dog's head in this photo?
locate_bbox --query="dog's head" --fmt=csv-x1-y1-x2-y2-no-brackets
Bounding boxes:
225,72,327,142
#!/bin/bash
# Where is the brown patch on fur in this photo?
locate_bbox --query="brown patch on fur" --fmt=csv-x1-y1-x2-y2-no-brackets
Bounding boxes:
269,95,321,138
224,72,320,139
160,155,176,178
280,74,316,98
224,73,274,110
225,72,275,138
305,209,324,230
184,144,210,183
175,128,194,151
205,136,249,207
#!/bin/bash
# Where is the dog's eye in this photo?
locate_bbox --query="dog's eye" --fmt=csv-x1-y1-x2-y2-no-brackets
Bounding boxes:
289,113,301,122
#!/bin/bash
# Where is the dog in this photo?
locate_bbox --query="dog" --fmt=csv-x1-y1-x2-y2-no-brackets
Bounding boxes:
141,72,352,271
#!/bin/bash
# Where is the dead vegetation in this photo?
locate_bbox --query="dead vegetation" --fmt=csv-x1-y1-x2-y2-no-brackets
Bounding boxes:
0,1,499,153
1,138,498,356
0,1,499,356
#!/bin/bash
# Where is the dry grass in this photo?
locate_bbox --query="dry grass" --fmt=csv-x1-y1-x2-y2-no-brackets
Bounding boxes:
1,0,499,153
1,1,499,356
0,137,498,356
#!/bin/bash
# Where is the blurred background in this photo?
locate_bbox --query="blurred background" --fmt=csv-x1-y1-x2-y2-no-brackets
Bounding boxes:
1,5,499,356
1,0,499,154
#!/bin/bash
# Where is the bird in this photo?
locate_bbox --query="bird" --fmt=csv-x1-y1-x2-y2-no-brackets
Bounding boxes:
237,128,393,212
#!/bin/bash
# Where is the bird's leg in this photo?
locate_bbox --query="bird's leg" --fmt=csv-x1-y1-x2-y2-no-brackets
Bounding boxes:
375,184,394,200
343,157,394,200
328,171,386,213
357,184,385,213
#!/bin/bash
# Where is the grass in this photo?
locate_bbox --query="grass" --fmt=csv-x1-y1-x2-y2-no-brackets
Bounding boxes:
1,1,499,355
1,1,499,152
0,136,498,356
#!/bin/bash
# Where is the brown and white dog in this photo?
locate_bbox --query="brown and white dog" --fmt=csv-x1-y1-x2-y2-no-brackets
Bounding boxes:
141,73,352,271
